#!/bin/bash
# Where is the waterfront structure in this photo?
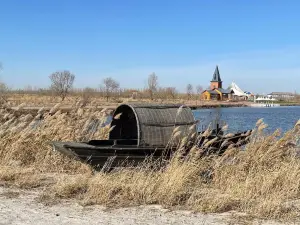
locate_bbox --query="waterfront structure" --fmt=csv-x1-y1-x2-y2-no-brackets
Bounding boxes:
250,96,280,107
228,82,255,100
201,66,234,101
267,92,295,101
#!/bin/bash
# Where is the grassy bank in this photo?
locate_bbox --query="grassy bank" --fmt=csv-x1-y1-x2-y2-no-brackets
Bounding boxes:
1,103,300,221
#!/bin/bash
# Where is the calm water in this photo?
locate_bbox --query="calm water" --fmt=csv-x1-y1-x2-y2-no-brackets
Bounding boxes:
193,106,300,133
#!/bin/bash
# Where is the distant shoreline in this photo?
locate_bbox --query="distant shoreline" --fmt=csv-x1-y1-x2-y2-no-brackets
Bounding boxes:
6,101,300,115
190,102,300,109
189,103,248,110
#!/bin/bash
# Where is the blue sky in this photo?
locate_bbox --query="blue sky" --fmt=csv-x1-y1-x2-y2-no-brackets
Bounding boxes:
0,0,300,93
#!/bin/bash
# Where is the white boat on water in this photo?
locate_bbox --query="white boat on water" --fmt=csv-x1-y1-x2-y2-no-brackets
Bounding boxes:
250,96,280,107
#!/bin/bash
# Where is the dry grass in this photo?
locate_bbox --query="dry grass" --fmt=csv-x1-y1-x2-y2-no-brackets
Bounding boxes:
51,174,90,199
6,93,250,109
0,191,20,199
0,166,54,189
1,101,300,221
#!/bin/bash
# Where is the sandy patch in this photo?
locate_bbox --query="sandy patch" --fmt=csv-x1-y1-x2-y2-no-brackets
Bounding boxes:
0,187,289,225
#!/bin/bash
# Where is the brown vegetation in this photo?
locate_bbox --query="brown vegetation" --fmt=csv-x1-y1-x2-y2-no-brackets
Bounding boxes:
0,101,300,222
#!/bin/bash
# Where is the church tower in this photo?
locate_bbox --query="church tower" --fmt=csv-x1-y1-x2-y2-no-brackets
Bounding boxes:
210,65,222,90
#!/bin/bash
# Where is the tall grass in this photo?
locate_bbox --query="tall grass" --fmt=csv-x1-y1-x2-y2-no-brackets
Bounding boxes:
1,103,300,220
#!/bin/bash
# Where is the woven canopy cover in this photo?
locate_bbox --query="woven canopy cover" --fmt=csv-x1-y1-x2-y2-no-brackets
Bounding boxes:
109,104,196,147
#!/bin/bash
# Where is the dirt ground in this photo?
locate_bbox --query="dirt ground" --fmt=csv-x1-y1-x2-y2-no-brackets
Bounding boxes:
0,187,290,225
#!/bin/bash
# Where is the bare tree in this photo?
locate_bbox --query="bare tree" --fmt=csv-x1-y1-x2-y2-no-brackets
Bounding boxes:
24,85,34,92
186,84,193,100
49,70,75,101
196,85,203,95
0,63,8,105
166,87,178,100
81,87,96,107
196,85,203,103
147,72,158,100
0,82,9,105
102,77,120,102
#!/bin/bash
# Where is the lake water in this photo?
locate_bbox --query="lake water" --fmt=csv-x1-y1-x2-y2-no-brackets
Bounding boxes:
193,106,300,133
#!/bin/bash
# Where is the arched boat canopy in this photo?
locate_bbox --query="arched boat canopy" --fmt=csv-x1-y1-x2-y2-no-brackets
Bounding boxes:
109,104,197,147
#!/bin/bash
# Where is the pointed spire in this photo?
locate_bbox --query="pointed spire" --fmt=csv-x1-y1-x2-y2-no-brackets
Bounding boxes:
211,65,222,82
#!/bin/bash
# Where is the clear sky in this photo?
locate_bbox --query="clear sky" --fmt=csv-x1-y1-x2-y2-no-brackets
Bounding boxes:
0,0,300,94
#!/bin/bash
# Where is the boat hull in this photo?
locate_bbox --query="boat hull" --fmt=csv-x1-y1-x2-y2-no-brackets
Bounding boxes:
51,130,252,169
52,141,169,169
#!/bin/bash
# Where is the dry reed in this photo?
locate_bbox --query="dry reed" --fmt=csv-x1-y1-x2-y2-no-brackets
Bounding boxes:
1,103,300,221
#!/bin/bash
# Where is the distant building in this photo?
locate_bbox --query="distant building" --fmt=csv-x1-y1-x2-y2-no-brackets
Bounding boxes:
201,66,234,101
267,92,295,101
210,66,223,89
229,82,250,100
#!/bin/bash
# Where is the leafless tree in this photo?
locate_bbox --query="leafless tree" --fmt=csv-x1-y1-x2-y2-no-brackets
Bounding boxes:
196,85,203,95
0,82,9,105
147,72,158,100
195,85,203,103
186,84,193,100
49,70,75,101
81,87,96,107
166,87,178,100
24,85,34,92
102,77,120,102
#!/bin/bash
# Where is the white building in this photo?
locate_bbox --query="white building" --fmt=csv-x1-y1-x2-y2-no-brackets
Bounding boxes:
267,92,295,101
228,82,253,100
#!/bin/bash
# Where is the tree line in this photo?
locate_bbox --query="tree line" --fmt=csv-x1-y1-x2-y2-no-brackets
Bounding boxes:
0,64,204,103
49,70,204,102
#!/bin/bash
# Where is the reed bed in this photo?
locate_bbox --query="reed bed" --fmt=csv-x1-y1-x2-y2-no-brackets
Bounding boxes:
1,103,300,221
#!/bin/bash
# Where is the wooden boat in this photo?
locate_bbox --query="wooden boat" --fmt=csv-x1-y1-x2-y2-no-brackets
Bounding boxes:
52,140,169,169
52,104,252,168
